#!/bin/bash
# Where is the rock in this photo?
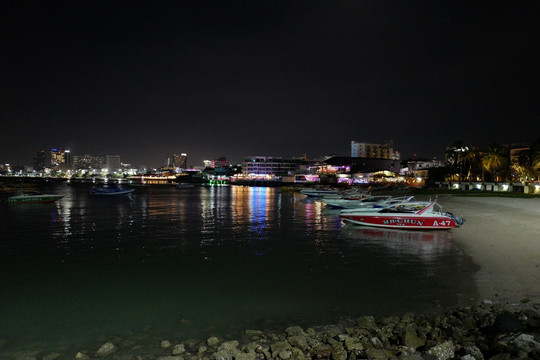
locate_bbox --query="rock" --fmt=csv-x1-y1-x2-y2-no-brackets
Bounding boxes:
161,340,172,350
343,337,363,352
218,340,240,352
427,340,454,360
95,342,118,357
287,336,309,351
42,353,62,360
235,353,257,360
486,354,510,360
158,356,183,360
207,337,220,348
357,316,379,332
404,330,425,350
370,337,383,349
363,348,393,360
400,354,424,360
172,344,186,355
15,355,38,360
271,340,292,354
213,340,241,360
492,313,525,333
285,326,305,337
277,350,292,360
75,352,91,360
331,347,347,360
463,345,484,360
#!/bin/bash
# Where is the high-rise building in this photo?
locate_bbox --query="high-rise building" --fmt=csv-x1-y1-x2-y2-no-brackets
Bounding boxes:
73,154,104,170
51,148,72,169
170,153,188,169
350,140,399,160
106,155,121,172
33,150,46,171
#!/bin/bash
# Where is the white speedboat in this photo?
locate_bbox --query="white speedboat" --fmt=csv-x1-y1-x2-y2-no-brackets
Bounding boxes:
328,195,416,210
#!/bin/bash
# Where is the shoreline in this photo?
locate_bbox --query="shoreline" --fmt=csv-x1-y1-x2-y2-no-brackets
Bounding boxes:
437,195,540,306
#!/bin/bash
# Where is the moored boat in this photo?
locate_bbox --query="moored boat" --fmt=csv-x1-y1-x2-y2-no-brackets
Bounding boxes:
339,199,465,230
89,187,135,196
6,190,64,203
299,187,340,197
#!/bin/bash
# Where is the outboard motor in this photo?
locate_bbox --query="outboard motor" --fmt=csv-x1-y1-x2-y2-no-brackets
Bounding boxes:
446,212,465,227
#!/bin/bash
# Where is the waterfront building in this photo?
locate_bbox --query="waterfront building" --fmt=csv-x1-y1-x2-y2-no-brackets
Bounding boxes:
351,140,399,160
400,158,445,176
242,156,308,176
73,154,104,170
105,155,121,173
212,157,229,168
51,148,72,170
33,150,46,171
169,153,188,169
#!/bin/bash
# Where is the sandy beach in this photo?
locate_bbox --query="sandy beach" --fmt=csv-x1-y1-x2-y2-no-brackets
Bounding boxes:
436,195,540,305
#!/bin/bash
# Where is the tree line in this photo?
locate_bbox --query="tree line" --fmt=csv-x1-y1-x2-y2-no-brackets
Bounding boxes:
430,138,540,183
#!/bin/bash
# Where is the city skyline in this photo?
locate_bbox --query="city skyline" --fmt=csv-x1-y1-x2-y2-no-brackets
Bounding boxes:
2,1,539,168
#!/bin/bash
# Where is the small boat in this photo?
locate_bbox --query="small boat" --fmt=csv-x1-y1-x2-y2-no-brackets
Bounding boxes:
176,183,195,189
299,187,340,197
89,187,134,196
339,199,465,230
6,190,64,203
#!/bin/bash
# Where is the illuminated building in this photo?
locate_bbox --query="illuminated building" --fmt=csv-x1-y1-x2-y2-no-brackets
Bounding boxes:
170,153,187,169
242,156,307,176
212,157,229,168
73,154,104,170
51,148,72,169
351,140,399,160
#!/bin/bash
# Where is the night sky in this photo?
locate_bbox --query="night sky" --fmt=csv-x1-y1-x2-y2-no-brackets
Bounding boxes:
2,1,539,168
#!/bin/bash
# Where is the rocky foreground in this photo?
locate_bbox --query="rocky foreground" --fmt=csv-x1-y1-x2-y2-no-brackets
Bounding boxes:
7,301,540,360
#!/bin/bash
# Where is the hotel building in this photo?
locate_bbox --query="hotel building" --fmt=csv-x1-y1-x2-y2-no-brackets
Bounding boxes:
50,148,72,169
351,140,399,160
242,156,308,176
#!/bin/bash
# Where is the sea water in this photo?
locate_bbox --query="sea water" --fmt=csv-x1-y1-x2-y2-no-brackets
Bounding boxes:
0,184,478,356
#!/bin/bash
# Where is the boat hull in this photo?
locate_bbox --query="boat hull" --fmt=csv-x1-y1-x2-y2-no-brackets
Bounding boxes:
339,213,459,230
89,188,134,195
7,195,63,203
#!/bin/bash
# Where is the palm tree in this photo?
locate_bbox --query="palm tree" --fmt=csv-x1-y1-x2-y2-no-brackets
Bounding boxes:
445,140,469,181
481,143,506,181
530,138,540,180
464,146,480,181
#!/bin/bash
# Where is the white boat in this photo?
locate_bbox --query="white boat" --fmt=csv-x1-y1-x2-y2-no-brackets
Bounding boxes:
339,199,465,230
328,195,416,210
6,190,64,203
89,187,134,196
324,195,390,209
299,188,340,197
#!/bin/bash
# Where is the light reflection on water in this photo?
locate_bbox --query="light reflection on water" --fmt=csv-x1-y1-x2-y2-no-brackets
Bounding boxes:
0,184,478,357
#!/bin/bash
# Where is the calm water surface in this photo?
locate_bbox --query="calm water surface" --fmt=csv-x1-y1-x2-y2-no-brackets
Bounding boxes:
0,184,478,356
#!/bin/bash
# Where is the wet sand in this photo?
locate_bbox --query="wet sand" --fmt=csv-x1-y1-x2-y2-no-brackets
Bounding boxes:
439,195,540,304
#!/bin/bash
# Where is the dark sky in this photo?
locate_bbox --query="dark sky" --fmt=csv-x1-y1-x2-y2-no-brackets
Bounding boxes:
2,1,539,168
